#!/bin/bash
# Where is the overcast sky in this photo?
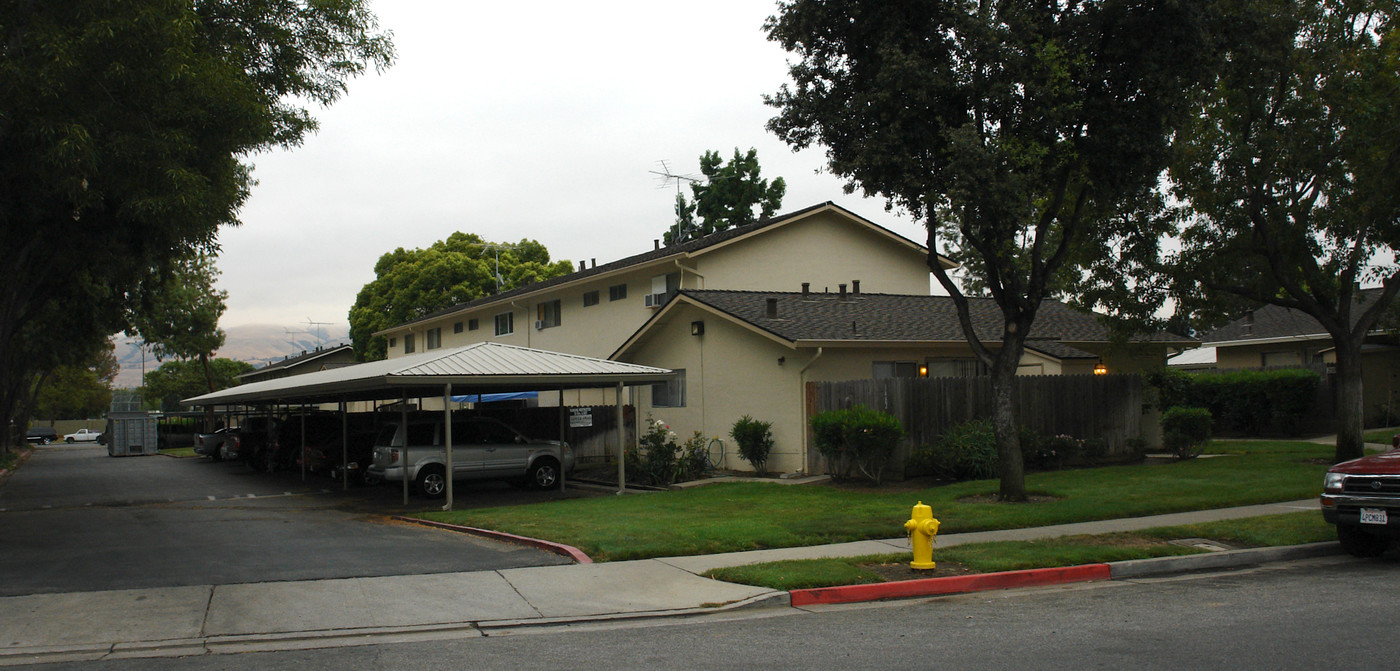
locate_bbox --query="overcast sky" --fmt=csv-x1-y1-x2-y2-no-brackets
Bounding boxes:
217,0,931,330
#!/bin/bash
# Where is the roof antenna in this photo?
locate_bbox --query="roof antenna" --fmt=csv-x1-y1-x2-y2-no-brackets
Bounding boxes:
651,160,705,243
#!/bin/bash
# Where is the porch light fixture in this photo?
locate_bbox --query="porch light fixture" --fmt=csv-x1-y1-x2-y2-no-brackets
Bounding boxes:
1093,361,1108,375
919,364,929,378
691,320,704,336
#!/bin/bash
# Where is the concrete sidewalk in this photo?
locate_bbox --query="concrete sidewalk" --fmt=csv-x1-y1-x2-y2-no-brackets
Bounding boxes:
0,498,1327,666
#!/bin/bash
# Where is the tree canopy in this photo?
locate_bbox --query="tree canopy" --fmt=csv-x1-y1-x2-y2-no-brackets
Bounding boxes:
33,341,118,421
128,251,229,394
0,0,393,450
349,234,576,360
663,148,786,245
766,0,1212,499
1167,0,1400,462
140,358,254,412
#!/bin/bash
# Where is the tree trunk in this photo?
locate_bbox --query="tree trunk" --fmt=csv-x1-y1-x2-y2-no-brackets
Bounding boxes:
992,335,1027,501
1332,343,1366,463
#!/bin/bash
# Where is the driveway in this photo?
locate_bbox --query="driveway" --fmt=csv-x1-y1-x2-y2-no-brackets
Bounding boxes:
0,446,576,596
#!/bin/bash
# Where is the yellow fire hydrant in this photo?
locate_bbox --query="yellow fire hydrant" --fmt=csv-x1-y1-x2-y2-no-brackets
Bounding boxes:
904,501,941,570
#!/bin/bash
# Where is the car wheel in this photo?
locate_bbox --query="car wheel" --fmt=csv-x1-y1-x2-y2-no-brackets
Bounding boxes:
416,465,447,498
65,437,74,444
41,437,51,445
527,459,560,490
1337,524,1391,558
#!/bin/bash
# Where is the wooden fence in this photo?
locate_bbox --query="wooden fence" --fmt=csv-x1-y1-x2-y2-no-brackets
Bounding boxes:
473,404,636,466
807,374,1145,478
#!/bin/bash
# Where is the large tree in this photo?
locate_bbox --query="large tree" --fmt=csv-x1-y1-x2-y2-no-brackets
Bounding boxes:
33,341,118,421
140,358,254,412
0,0,393,452
766,0,1212,499
1168,0,1400,463
128,251,229,395
349,234,576,360
663,148,786,245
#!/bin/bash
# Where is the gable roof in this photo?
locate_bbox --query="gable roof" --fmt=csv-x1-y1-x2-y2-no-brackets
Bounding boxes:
377,202,952,336
237,344,354,380
1201,288,1391,345
615,289,1193,358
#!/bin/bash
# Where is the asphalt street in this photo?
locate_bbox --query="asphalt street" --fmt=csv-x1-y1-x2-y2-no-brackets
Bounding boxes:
8,555,1392,670
0,446,576,596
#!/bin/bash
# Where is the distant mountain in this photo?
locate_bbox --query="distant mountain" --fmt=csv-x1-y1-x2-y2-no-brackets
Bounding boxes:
112,323,351,389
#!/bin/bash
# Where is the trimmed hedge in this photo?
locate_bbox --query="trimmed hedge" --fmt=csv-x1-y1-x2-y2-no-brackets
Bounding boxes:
1148,368,1319,435
1162,407,1212,460
810,406,904,484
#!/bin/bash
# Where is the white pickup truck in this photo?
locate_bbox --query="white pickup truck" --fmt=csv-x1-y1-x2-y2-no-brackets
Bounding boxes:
63,428,103,444
367,416,573,498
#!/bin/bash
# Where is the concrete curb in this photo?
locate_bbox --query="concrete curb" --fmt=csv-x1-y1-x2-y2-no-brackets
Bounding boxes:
785,542,1345,607
391,516,593,564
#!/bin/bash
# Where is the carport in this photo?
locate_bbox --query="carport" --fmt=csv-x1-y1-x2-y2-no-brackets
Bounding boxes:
182,342,673,510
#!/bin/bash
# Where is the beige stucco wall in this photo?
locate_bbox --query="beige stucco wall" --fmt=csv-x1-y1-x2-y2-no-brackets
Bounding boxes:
691,209,933,296
623,303,808,473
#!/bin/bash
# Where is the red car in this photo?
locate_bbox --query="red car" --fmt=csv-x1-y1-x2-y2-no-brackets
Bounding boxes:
1321,440,1400,557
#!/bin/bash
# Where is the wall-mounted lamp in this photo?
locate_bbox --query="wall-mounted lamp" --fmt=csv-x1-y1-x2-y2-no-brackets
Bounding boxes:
691,320,704,336
777,356,786,366
919,364,929,378
1093,361,1108,375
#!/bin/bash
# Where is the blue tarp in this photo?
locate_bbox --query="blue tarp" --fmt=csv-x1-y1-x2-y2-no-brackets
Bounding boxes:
450,391,540,404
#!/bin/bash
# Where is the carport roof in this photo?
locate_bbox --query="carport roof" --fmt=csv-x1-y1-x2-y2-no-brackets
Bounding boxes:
181,342,674,407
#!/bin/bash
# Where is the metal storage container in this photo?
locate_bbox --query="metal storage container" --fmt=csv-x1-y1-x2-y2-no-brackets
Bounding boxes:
106,394,158,457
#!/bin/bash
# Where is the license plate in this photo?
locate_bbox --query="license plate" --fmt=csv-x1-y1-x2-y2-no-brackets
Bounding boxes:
1360,508,1388,525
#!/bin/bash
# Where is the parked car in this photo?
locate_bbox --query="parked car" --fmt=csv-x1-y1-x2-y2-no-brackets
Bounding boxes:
234,417,281,470
194,427,235,461
367,416,573,498
1320,444,1400,557
25,426,57,444
64,428,102,444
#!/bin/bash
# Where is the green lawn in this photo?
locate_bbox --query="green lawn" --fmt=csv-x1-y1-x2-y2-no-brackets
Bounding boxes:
416,440,1330,561
704,512,1335,590
159,447,199,458
1364,428,1398,446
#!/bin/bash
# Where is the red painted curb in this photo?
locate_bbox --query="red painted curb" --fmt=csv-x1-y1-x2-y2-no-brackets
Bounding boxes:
393,516,593,564
789,563,1112,607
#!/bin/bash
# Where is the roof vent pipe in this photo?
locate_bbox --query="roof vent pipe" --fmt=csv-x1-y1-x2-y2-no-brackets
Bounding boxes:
801,282,810,298
766,298,779,318
839,284,848,300
579,261,586,272
591,258,596,268
654,239,660,250
852,280,860,295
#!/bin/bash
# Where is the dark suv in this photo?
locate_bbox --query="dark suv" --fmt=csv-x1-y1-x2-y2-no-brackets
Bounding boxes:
25,426,58,444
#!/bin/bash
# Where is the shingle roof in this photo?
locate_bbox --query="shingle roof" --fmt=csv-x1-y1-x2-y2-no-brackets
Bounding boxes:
674,290,1194,348
1201,288,1389,344
382,202,941,333
238,344,354,379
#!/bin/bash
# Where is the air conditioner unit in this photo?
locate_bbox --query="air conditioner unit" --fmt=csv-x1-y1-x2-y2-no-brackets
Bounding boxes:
534,320,546,330
644,293,666,307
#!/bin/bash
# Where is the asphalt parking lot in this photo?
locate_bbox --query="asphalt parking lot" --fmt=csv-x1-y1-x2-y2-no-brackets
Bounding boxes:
0,446,587,597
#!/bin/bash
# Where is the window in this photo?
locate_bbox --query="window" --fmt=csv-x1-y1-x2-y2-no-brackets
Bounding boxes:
872,361,917,379
652,369,686,407
468,318,479,331
609,283,628,301
389,337,397,348
453,321,463,334
426,327,441,350
924,358,988,378
583,290,599,307
494,312,514,336
536,299,561,328
404,334,416,354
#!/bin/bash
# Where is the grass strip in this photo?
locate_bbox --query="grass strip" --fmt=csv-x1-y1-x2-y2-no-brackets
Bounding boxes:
415,440,1330,561
703,512,1335,590
1363,428,1397,446
160,447,199,458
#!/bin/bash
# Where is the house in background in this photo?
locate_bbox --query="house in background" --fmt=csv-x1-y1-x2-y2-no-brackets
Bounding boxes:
237,343,356,385
376,202,1192,474
1196,288,1400,425
613,289,1193,473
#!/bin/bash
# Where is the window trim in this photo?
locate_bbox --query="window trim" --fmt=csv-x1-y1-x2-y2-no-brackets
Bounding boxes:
494,312,514,336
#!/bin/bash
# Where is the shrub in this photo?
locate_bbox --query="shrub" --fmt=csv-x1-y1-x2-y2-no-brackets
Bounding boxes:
1081,437,1109,464
810,406,905,484
935,418,999,481
730,415,775,475
1026,431,1083,471
1148,367,1319,435
1162,407,1212,460
630,420,711,486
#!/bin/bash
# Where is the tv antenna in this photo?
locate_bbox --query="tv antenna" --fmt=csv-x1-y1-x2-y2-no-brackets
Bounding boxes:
478,243,521,293
650,160,701,195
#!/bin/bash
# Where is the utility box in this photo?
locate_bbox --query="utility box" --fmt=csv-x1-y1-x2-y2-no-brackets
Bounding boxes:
106,394,158,457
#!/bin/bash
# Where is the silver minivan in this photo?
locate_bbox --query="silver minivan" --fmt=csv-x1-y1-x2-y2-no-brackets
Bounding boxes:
367,417,573,498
